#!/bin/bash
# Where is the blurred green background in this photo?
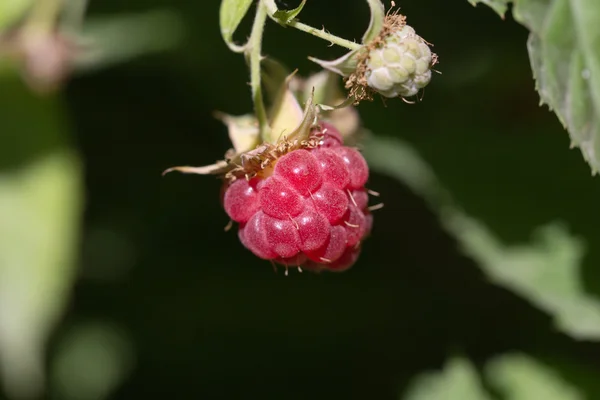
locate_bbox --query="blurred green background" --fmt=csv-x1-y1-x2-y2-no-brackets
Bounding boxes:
2,0,600,399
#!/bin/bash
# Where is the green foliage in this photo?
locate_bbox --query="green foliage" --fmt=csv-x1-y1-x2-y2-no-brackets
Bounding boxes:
74,10,184,73
0,78,82,400
403,355,582,400
514,0,600,174
219,0,254,52
454,219,600,340
0,3,184,398
0,0,34,32
364,136,600,341
468,0,510,17
403,358,492,400
487,354,584,400
473,0,600,173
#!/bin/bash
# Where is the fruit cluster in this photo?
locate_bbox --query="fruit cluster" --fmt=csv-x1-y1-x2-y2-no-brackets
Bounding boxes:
223,123,373,273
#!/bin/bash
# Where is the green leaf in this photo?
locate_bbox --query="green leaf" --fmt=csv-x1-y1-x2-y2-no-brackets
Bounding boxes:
0,0,34,32
364,135,600,340
362,0,385,43
74,10,184,73
0,78,82,400
0,152,81,400
448,216,600,340
403,358,492,400
487,354,584,400
468,0,510,17
402,354,582,400
219,0,254,52
513,0,600,174
472,0,600,173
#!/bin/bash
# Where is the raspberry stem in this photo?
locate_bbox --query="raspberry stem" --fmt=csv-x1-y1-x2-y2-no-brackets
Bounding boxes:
246,0,362,139
247,1,271,138
261,0,361,51
282,20,362,51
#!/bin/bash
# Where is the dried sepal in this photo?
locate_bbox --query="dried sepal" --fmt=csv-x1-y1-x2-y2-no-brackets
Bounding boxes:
344,10,408,103
162,160,232,176
362,0,386,43
231,128,322,180
163,80,321,182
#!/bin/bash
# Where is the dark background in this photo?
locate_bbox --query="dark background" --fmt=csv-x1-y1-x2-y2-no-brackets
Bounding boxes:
37,0,600,398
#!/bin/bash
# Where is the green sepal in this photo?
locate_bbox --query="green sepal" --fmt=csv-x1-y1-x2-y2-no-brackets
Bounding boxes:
362,0,386,44
308,48,365,77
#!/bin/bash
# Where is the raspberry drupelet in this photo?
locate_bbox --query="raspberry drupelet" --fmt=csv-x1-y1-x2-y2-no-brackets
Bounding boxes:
223,122,374,273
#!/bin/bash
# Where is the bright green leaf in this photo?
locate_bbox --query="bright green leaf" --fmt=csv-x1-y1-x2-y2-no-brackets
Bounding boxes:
446,215,600,340
487,354,584,400
468,0,510,17
0,152,82,399
513,0,600,174
364,135,600,341
472,0,600,173
74,10,184,73
402,354,582,400
0,78,82,400
403,358,492,400
0,0,34,32
219,0,253,52
362,0,385,43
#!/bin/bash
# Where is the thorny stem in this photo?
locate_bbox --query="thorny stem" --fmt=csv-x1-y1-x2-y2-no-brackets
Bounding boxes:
247,1,270,139
285,20,362,51
245,0,361,139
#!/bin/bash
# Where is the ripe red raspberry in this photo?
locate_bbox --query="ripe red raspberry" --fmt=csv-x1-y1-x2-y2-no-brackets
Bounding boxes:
223,122,374,273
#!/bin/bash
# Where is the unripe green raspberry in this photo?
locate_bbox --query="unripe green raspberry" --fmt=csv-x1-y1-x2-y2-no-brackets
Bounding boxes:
365,25,434,98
